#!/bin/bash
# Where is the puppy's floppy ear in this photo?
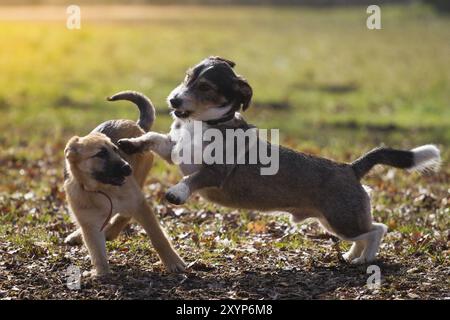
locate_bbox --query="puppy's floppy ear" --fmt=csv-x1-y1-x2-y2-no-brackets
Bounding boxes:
209,56,236,68
65,136,81,162
235,77,253,111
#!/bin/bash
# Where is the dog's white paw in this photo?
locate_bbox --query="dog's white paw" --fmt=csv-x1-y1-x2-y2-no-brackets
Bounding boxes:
342,251,355,262
350,256,375,265
64,230,83,245
165,183,190,205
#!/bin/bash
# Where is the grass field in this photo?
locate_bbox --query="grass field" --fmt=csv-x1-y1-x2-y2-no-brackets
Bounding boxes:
0,5,449,299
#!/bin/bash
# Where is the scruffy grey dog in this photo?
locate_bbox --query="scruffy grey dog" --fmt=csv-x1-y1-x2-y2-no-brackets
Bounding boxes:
118,57,441,264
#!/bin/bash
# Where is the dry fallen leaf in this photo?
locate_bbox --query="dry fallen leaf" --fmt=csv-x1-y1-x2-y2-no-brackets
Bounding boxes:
247,221,267,234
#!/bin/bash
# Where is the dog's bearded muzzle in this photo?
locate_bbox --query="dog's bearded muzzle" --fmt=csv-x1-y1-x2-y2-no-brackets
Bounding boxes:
168,98,193,119
172,110,191,119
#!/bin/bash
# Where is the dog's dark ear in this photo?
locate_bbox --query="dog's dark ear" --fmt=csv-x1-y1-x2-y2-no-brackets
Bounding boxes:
209,56,236,68
65,136,80,162
235,77,253,111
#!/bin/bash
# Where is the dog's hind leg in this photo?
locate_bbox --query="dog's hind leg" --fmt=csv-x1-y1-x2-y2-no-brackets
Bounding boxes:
104,215,132,241
342,241,365,262
65,215,131,245
345,223,387,264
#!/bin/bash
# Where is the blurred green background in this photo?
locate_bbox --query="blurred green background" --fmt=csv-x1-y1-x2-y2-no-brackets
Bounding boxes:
0,2,448,158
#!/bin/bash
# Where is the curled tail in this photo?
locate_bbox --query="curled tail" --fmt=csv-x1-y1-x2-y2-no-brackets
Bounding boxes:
107,91,155,132
351,144,441,179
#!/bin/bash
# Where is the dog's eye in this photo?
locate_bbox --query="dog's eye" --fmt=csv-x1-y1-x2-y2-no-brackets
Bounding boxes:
197,83,212,92
93,148,108,158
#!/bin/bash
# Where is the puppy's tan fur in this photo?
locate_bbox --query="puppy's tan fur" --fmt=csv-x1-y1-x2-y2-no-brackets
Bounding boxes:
64,91,185,276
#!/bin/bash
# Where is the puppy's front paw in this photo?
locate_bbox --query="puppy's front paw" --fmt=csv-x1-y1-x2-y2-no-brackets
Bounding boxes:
164,256,186,273
165,184,190,205
118,138,144,154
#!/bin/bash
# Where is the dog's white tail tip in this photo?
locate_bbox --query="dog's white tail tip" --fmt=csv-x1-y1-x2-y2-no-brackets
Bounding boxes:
410,144,441,172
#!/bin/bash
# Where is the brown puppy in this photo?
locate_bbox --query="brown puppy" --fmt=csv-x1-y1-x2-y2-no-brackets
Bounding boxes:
64,91,185,277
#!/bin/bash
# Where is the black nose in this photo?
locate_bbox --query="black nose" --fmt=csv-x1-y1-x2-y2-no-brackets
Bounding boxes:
170,98,182,109
121,163,132,176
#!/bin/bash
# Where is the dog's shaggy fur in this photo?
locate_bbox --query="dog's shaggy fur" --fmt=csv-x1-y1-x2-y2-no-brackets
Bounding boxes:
118,57,441,265
64,91,185,276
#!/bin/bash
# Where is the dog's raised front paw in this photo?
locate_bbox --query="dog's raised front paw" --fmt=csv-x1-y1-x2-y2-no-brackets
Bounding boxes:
165,183,190,205
117,138,144,154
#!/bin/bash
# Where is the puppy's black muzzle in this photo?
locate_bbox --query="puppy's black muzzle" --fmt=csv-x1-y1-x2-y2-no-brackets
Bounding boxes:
93,161,132,186
120,163,132,177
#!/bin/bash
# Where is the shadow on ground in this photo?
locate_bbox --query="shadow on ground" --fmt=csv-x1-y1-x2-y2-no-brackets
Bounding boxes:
83,259,404,299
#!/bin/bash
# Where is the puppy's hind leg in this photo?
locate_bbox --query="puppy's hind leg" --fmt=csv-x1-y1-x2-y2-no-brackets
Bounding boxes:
65,215,132,245
104,215,132,241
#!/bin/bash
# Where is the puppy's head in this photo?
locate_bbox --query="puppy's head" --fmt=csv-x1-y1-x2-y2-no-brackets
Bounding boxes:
167,56,252,122
65,133,132,187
